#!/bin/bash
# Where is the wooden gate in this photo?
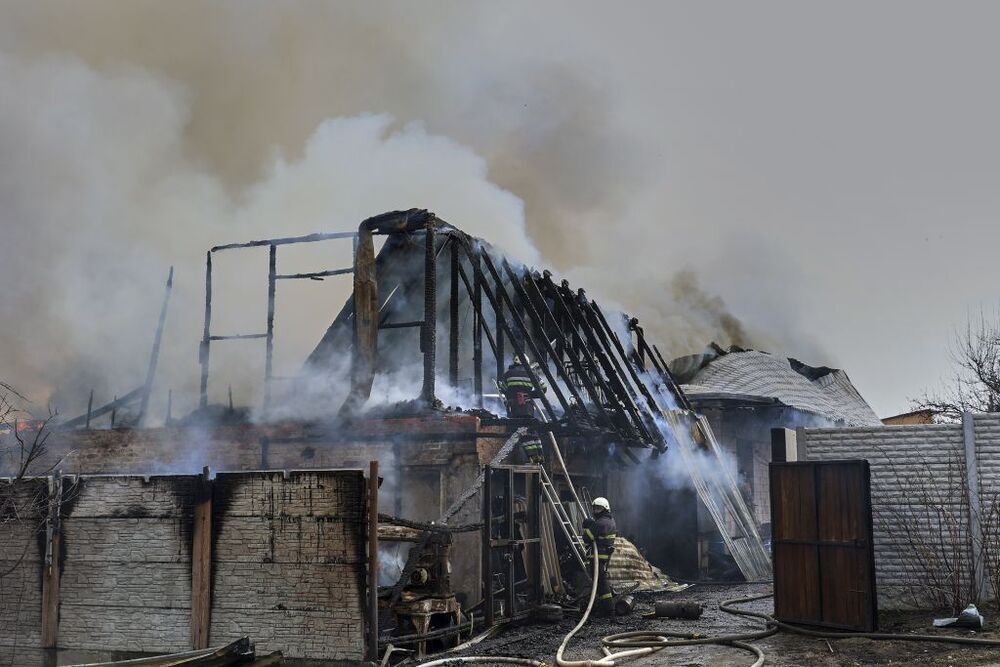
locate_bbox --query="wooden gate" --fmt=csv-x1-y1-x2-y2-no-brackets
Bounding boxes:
769,460,878,631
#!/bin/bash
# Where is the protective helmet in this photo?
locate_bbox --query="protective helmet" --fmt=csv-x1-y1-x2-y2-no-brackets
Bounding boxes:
592,497,610,512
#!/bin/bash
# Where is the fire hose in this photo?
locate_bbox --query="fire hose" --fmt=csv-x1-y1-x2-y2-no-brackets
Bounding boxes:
551,562,767,667
423,580,1000,667
600,590,1000,667
417,556,1000,667
417,658,545,667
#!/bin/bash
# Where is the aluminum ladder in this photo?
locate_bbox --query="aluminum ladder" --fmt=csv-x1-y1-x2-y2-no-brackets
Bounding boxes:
538,465,589,572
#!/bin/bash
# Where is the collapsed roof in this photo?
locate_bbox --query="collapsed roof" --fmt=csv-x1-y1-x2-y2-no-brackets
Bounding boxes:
671,344,881,427
198,209,693,451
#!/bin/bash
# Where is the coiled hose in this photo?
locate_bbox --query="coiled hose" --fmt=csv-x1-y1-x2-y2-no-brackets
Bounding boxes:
601,592,776,667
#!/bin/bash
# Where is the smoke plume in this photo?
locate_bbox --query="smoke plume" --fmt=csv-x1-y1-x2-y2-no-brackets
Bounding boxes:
0,2,772,420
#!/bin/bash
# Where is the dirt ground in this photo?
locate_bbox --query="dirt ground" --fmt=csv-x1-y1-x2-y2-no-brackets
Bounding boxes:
442,584,1000,667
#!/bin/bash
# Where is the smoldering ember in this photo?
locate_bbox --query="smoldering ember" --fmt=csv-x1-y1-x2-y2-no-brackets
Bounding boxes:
7,5,1000,667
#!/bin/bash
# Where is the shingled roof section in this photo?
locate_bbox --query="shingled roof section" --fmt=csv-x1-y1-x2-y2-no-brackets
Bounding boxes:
679,348,881,427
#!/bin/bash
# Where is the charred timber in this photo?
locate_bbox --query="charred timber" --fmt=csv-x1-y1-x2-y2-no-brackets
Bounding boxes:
421,218,436,404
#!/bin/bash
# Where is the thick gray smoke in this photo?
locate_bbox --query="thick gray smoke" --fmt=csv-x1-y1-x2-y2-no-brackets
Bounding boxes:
0,2,768,420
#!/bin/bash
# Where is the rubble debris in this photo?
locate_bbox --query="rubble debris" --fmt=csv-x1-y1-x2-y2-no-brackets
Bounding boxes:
934,604,985,629
607,537,688,593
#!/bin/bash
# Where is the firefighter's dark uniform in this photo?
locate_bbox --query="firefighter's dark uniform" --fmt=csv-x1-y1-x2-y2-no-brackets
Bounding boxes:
501,363,537,418
501,363,544,462
582,509,617,614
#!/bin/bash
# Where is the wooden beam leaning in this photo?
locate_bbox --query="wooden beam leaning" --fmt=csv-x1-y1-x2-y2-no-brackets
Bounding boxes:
478,250,574,418
459,244,555,420
138,266,174,426
500,261,590,417
535,275,624,429
522,273,613,428
455,262,499,370
191,468,213,650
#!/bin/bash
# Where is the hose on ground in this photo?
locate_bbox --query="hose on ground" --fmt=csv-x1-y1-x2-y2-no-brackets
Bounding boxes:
555,552,606,667
417,657,546,667
601,591,1000,667
416,580,1000,667
601,593,777,667
555,554,662,667
721,593,1000,647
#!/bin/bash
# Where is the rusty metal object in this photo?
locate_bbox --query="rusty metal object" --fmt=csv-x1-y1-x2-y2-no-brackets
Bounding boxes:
654,600,704,619
614,595,635,616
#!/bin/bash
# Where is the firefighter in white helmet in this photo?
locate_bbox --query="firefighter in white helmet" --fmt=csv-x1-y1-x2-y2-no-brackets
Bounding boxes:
582,496,617,615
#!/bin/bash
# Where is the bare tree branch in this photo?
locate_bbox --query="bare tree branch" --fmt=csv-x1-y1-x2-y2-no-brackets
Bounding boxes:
913,308,1000,420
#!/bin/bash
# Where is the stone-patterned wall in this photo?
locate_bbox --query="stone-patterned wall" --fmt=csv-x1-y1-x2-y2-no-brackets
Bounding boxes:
209,471,365,660
0,478,48,654
0,469,367,661
58,475,197,653
6,414,509,612
799,415,1000,609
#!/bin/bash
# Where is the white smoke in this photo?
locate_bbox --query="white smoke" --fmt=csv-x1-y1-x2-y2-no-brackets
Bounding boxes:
0,51,538,422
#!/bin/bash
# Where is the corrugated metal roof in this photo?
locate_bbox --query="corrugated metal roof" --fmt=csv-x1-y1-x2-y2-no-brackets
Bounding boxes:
682,350,881,426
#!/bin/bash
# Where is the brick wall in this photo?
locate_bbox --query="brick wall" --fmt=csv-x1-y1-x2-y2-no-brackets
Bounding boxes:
0,469,368,661
799,414,1000,609
16,414,496,478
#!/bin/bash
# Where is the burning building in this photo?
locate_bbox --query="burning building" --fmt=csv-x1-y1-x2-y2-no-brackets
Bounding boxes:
1,209,769,664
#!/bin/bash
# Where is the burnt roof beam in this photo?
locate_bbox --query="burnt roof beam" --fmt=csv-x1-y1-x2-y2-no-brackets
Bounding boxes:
589,303,661,414
535,273,649,445
459,243,560,422
477,248,576,419
558,283,655,445
503,263,612,429
499,260,590,418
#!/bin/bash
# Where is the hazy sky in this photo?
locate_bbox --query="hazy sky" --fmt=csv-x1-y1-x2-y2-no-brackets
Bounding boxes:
2,1,998,418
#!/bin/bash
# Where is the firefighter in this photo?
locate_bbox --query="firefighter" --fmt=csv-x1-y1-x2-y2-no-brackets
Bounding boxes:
501,355,546,463
501,355,545,417
582,497,617,616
